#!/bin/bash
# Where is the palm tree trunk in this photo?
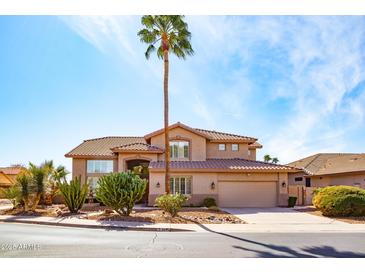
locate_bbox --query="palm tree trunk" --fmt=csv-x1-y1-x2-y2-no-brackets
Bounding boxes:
163,49,171,194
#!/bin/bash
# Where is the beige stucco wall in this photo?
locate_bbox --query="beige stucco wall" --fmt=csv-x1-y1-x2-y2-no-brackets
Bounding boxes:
72,158,87,183
206,141,249,159
149,171,289,207
148,171,218,206
311,173,365,188
248,148,256,160
288,171,307,186
117,153,158,172
150,127,206,161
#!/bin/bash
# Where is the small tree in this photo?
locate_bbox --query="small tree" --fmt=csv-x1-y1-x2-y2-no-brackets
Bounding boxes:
1,186,21,208
155,193,188,217
58,177,88,214
96,172,147,216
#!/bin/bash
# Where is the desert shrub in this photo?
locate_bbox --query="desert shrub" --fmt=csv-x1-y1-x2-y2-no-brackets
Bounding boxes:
58,177,89,214
203,197,217,208
312,185,365,217
0,186,21,208
155,193,188,217
288,196,297,207
95,171,147,216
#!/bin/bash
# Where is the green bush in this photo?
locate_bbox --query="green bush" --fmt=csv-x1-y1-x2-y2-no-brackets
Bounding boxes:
203,197,217,207
58,177,88,214
0,186,21,208
312,185,365,217
155,193,188,217
95,172,147,216
288,196,297,207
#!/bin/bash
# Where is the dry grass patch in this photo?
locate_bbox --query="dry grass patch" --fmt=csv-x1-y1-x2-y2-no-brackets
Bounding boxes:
295,206,365,224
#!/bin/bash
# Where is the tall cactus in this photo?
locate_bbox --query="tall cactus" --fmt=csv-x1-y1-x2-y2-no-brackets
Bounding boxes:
96,171,147,216
58,177,88,214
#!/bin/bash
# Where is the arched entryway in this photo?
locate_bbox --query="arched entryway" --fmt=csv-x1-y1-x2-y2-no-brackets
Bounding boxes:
126,159,150,204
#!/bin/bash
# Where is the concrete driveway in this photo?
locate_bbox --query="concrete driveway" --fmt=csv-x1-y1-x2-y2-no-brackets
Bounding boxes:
223,207,344,224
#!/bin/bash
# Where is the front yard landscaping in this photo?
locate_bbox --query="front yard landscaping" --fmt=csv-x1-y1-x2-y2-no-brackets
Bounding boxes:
0,203,245,224
295,206,365,224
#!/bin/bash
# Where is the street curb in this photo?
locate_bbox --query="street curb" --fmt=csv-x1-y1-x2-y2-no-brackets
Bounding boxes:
0,219,195,232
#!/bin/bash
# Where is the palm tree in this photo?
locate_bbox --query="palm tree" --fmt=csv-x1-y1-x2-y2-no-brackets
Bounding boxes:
138,16,194,193
271,157,279,164
29,162,47,211
264,154,272,162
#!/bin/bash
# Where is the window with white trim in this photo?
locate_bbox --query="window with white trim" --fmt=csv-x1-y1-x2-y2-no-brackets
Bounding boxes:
169,141,189,160
87,160,113,173
231,144,239,151
218,144,226,151
170,176,192,195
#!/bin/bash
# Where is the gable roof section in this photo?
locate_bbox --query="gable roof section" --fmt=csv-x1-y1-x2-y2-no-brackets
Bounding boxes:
194,128,257,143
65,137,145,157
287,153,365,175
149,158,296,172
144,122,209,140
111,142,164,153
144,122,258,143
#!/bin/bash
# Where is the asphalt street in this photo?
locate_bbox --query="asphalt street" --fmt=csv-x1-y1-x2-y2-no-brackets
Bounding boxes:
1,223,365,258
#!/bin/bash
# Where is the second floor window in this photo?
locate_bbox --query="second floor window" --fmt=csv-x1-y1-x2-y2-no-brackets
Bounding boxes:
170,141,189,160
218,144,226,151
87,160,113,173
231,144,239,151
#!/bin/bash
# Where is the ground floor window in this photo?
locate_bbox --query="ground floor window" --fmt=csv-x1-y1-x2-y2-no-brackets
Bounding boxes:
170,176,192,195
305,177,311,187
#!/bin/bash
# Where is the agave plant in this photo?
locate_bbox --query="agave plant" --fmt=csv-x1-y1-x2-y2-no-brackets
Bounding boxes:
58,177,88,214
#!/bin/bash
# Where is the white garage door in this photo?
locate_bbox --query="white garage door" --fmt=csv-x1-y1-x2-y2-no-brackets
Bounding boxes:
218,181,277,207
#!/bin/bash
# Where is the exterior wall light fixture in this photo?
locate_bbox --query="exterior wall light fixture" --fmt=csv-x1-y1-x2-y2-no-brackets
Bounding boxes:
156,182,160,188
281,182,286,188
211,182,215,190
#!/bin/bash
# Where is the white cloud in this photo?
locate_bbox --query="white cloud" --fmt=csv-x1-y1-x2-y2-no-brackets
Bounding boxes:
61,16,365,163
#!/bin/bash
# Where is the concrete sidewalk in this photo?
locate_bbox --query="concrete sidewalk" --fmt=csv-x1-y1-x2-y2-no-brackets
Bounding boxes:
223,207,345,225
1,214,365,233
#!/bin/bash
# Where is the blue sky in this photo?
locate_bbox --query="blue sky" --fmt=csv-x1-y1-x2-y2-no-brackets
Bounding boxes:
1,16,365,171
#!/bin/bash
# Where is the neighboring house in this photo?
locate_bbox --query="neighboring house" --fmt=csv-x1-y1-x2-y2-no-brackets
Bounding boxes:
288,153,365,189
65,122,297,207
0,167,22,189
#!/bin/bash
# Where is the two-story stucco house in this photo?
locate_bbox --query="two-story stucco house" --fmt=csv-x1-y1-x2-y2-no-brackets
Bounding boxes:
65,122,297,207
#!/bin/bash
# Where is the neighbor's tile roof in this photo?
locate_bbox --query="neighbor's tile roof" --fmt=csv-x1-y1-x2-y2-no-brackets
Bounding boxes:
65,137,146,157
111,142,164,153
0,167,23,175
193,128,257,142
149,158,295,171
287,153,365,175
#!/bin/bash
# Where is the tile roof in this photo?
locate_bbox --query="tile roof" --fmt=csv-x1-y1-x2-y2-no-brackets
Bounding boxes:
111,142,164,153
65,137,146,157
194,128,257,142
65,123,261,157
149,158,295,171
287,153,365,175
0,167,23,175
249,142,263,149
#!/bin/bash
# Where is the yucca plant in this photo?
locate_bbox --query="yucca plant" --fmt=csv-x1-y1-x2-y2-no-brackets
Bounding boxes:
58,177,88,214
96,171,147,216
16,171,32,211
29,162,47,211
1,186,21,209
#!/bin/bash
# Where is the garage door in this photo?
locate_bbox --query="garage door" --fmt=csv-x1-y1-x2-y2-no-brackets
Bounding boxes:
218,181,277,207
